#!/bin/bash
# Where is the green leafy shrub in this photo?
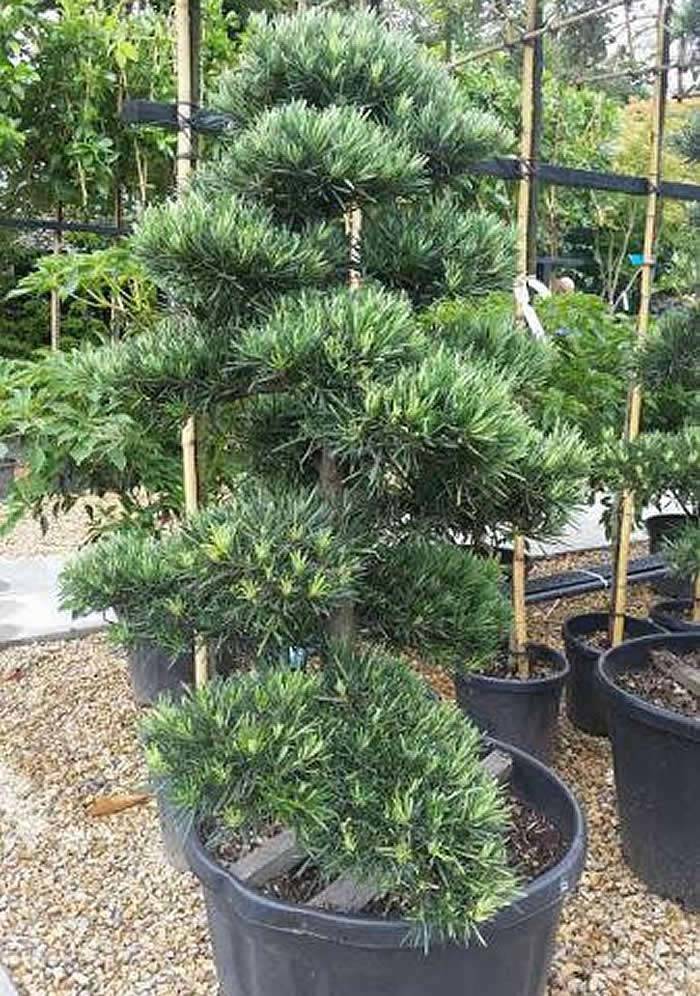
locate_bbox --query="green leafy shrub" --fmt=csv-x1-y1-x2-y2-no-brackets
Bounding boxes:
533,292,635,447
0,348,184,537
598,426,700,522
143,645,517,947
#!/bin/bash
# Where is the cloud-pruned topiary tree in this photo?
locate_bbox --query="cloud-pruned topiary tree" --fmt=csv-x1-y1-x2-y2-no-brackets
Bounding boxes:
60,10,590,943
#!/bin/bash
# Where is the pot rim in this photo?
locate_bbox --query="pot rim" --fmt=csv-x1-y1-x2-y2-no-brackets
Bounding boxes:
563,612,662,647
650,600,699,632
182,737,587,948
458,643,569,693
597,633,700,742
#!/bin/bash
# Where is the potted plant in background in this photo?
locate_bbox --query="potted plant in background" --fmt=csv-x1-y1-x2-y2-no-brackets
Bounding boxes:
560,301,698,736
638,303,699,578
650,522,700,631
597,628,699,908
67,11,588,994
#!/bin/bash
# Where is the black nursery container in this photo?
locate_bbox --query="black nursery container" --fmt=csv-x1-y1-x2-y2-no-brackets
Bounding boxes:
184,739,586,996
562,613,661,736
455,644,568,763
597,633,700,909
128,640,194,706
650,599,700,633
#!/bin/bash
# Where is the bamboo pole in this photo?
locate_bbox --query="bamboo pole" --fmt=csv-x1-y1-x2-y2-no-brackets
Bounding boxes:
693,571,700,624
175,0,207,686
50,203,63,351
609,0,673,647
511,0,543,677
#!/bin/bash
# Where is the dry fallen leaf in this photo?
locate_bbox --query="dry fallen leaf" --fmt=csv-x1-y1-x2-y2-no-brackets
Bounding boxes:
85,793,153,817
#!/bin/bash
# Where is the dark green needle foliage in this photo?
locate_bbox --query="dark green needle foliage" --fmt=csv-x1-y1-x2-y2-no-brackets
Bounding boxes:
363,197,515,306
422,296,553,403
232,285,425,397
488,424,591,541
361,540,511,671
59,529,193,652
143,646,518,947
639,304,700,432
179,482,366,660
69,318,238,415
134,193,336,322
664,522,700,584
206,101,428,224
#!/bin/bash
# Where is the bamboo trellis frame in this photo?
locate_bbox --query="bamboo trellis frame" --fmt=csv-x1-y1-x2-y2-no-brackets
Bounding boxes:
450,0,632,67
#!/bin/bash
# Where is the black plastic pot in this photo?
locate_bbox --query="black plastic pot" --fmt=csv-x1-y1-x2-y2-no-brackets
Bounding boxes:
562,613,662,737
455,644,568,763
645,513,691,553
646,513,694,597
183,739,586,996
597,633,699,909
0,458,17,501
128,640,194,706
650,599,700,633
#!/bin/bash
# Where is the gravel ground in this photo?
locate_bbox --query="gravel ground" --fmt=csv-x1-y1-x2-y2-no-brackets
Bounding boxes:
0,502,96,558
1,562,698,995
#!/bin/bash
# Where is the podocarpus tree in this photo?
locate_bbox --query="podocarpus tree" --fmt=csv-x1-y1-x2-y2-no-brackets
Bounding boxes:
65,10,590,942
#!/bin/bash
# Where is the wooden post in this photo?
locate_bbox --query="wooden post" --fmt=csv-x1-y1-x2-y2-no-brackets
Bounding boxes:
50,203,63,351
609,0,673,647
175,0,207,686
511,0,543,675
693,571,700,624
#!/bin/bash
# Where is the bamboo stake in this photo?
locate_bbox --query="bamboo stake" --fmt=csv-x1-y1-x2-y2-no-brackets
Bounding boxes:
175,0,207,687
609,0,673,647
511,0,543,677
693,571,700,624
50,202,63,351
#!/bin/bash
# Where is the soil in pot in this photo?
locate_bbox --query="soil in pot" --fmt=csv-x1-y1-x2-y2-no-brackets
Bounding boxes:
597,633,700,909
562,613,662,736
614,648,699,719
455,644,569,764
